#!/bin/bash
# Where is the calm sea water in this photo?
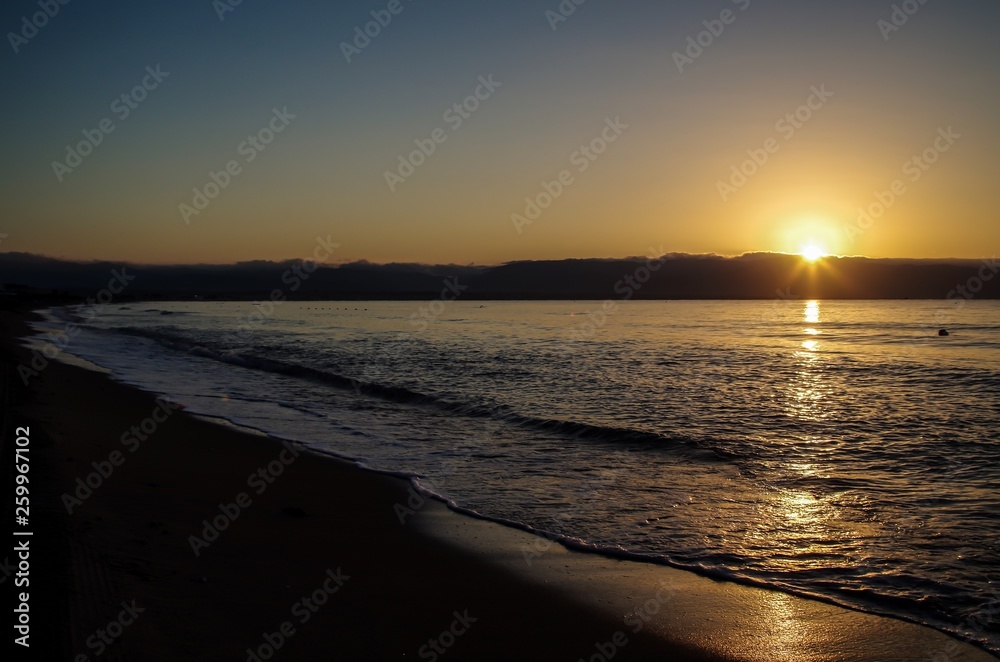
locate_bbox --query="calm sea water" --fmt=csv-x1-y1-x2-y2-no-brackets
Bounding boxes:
31,299,1000,653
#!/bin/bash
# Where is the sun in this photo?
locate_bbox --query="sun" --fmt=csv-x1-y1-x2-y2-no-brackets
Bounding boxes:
800,244,826,262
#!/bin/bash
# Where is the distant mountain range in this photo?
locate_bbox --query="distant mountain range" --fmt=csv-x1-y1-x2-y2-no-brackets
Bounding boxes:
1,252,997,301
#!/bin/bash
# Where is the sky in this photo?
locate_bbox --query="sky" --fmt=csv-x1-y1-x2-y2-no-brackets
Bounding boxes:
1,0,998,265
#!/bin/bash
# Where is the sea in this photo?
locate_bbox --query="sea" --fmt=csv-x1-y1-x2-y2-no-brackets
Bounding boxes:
29,299,1000,654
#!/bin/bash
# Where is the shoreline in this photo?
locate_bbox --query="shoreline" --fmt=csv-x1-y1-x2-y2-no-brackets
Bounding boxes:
3,308,996,661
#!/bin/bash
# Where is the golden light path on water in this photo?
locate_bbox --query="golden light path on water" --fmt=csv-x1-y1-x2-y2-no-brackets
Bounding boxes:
737,300,873,582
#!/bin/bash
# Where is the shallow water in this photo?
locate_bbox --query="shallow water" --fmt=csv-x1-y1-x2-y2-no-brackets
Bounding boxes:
30,299,1000,653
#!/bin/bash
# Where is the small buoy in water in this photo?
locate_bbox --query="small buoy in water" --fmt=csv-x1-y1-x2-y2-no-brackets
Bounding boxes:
938,329,949,336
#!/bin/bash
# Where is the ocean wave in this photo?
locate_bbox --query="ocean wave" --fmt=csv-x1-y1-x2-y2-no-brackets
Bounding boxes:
106,324,730,461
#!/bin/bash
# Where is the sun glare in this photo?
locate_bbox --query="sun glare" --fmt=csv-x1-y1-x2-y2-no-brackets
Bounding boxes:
800,244,825,262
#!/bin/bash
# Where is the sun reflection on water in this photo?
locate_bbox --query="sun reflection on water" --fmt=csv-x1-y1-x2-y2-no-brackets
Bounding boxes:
804,300,820,324
753,298,844,570
798,302,822,354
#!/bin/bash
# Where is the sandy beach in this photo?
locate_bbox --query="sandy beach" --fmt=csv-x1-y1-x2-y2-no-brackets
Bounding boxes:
2,308,995,662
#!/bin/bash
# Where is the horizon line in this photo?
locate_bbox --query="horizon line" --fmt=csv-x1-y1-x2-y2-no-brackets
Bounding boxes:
1,250,995,269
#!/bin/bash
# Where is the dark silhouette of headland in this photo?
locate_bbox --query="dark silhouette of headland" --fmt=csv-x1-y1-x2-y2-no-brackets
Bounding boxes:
1,252,997,302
